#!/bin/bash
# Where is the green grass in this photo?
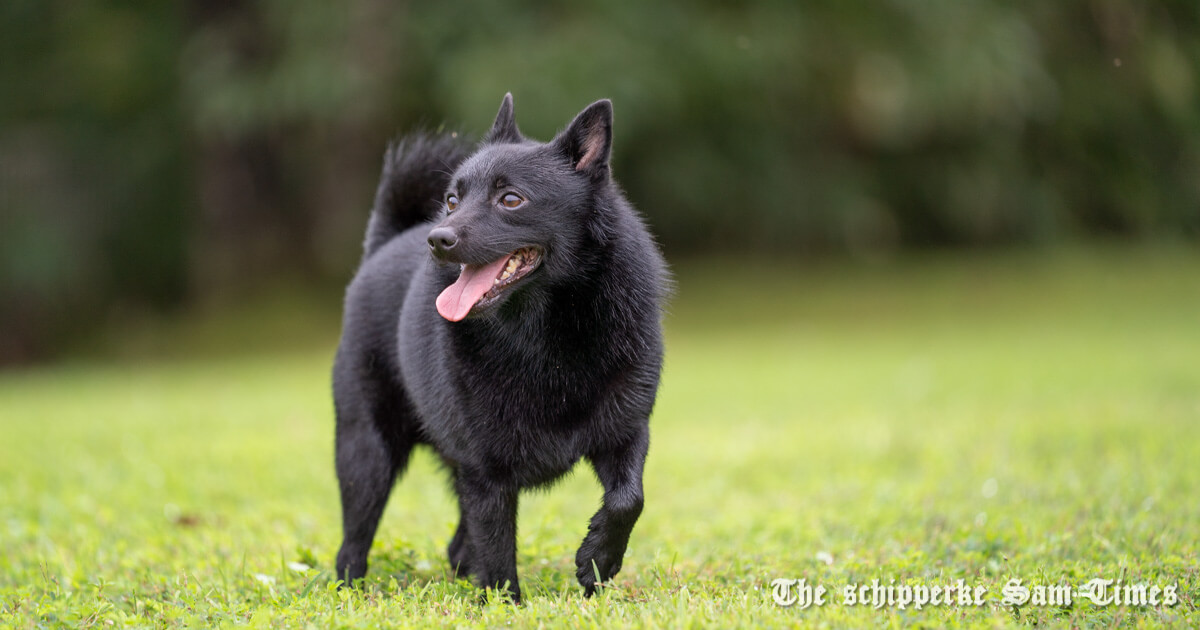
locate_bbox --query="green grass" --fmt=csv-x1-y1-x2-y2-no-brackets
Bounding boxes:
1,247,1197,628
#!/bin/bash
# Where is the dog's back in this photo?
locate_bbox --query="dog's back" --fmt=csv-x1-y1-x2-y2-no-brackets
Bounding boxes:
333,131,469,411
333,95,667,602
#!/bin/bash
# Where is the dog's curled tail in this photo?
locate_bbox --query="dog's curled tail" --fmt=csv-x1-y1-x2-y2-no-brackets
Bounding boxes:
363,131,470,258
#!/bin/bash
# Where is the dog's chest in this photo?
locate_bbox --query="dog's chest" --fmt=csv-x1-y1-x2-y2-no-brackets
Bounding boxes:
451,352,610,481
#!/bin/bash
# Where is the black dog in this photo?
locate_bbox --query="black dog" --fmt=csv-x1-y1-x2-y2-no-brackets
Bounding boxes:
332,94,667,602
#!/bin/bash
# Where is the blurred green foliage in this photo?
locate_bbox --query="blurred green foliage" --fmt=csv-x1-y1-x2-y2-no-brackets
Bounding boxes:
2,0,1198,360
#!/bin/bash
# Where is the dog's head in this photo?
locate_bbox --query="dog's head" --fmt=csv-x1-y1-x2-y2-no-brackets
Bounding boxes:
430,94,616,322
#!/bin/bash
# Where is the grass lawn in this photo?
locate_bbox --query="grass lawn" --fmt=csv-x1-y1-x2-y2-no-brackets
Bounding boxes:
1,246,1197,628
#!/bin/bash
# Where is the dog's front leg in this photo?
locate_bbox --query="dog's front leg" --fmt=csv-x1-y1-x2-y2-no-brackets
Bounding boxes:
576,429,648,596
455,471,521,603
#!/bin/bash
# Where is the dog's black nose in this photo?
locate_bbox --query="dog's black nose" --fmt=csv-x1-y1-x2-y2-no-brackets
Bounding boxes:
428,227,458,254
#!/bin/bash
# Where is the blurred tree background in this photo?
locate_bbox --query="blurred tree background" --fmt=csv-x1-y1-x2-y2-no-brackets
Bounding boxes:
1,0,1197,363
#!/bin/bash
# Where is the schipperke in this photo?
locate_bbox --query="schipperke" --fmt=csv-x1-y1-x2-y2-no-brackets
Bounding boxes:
332,94,667,602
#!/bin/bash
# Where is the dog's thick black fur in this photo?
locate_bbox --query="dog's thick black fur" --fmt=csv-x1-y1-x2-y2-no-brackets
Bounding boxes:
332,94,667,602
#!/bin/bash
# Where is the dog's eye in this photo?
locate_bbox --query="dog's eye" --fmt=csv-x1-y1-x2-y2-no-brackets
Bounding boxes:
446,194,459,211
500,193,524,209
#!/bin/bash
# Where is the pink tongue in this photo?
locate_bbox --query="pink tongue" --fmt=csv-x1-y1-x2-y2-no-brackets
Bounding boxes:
436,255,512,322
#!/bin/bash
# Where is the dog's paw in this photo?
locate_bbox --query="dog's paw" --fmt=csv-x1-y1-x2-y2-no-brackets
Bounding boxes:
475,579,522,605
447,549,473,579
575,546,623,597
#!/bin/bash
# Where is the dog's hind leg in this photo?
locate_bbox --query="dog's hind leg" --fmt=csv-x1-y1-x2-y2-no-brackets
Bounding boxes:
575,428,648,596
333,384,415,586
446,485,474,578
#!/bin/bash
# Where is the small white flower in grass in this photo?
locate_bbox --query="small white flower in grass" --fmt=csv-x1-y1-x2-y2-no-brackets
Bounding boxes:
981,478,998,499
287,562,311,573
816,551,834,566
415,560,431,571
254,573,276,585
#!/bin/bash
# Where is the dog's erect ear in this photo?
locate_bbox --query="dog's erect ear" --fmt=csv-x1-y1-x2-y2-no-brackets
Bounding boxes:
486,93,522,144
555,99,613,178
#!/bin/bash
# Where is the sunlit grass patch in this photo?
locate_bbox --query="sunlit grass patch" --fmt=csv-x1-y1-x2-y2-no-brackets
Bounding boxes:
1,247,1197,627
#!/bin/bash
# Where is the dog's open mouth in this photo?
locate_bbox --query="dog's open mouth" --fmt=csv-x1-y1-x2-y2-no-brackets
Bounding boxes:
435,247,542,322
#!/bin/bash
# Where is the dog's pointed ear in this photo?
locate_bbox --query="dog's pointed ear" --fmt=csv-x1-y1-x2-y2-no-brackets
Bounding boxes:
555,99,613,179
486,93,522,144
